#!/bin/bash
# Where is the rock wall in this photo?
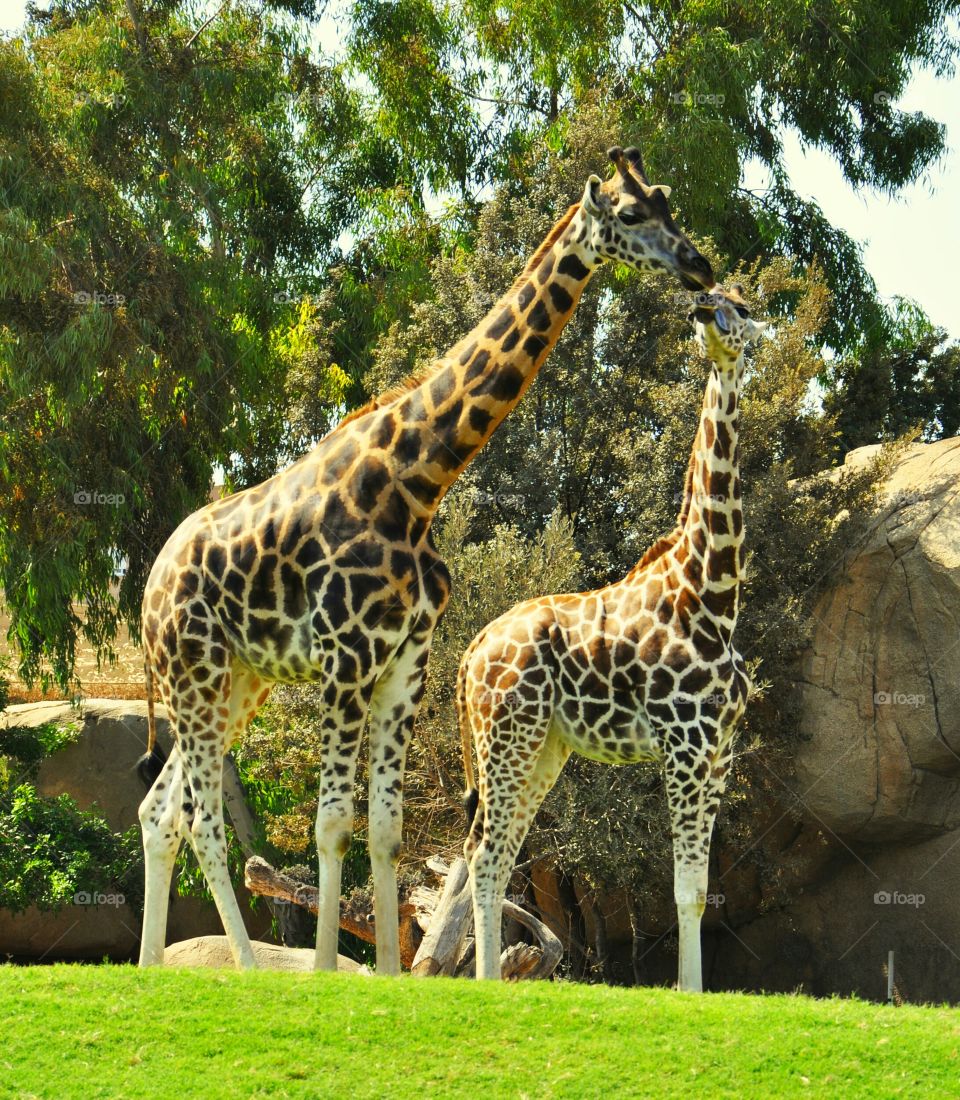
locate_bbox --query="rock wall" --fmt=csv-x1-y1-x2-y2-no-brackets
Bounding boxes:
0,699,271,960
775,437,960,1001
793,438,960,842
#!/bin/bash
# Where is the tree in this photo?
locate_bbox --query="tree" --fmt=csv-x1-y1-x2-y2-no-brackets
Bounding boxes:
347,0,958,351
826,298,960,450
2,0,955,691
0,3,353,687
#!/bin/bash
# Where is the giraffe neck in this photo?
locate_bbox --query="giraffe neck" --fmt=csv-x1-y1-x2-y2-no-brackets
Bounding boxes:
676,356,744,629
382,204,600,513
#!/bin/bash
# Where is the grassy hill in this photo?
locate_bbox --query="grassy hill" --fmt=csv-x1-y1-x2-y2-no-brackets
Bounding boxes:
2,966,958,1098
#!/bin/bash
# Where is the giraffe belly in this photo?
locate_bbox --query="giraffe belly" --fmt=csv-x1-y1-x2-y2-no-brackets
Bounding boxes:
557,707,663,765
217,600,417,686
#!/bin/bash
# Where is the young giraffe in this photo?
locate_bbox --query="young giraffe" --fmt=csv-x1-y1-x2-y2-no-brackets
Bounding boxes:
458,286,768,990
136,146,715,975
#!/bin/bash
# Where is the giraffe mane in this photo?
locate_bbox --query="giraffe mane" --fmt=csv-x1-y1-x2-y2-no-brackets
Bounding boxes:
675,450,698,528
335,374,426,430
627,529,683,578
505,203,581,295
333,204,583,436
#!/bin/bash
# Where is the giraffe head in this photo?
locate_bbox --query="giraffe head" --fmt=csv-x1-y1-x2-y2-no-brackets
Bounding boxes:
580,146,715,290
689,284,769,369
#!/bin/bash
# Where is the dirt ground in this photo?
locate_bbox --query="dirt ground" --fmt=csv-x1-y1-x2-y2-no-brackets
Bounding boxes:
0,606,147,703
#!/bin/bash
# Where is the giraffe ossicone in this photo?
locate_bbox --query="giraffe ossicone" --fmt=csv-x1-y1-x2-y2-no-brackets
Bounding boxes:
136,148,714,975
458,285,766,990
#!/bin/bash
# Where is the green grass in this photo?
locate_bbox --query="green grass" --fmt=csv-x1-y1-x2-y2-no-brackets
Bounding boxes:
1,967,958,1099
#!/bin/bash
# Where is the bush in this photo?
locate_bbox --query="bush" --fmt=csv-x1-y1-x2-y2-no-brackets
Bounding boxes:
0,721,142,913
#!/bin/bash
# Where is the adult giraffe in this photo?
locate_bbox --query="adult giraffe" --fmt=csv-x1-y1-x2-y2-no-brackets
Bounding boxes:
458,287,767,990
137,147,715,975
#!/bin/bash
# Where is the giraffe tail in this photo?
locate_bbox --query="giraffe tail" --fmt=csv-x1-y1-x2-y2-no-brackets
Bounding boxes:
456,640,481,832
136,660,168,789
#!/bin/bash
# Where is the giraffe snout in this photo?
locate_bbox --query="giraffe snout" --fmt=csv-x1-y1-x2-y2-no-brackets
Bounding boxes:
678,252,715,292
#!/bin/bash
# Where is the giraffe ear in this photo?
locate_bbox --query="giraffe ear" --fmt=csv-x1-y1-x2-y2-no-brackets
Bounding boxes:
651,183,672,200
582,174,604,217
745,318,770,342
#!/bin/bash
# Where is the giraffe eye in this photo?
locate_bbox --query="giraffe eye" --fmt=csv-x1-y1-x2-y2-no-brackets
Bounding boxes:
734,305,750,318
617,209,643,226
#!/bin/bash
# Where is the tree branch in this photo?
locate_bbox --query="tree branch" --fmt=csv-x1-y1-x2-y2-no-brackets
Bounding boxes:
624,1,667,61
186,2,227,49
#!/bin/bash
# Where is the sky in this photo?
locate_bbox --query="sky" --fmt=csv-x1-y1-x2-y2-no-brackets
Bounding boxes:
2,0,957,340
742,63,960,340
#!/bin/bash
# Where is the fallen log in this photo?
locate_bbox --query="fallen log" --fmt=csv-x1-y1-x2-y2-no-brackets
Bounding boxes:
243,854,562,980
243,855,422,967
410,858,472,977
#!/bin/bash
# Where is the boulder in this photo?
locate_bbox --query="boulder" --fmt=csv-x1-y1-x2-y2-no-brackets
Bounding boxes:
792,437,960,842
0,699,271,960
164,936,364,973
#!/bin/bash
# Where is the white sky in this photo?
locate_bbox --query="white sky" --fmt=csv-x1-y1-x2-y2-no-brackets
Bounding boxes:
742,63,960,340
2,0,956,339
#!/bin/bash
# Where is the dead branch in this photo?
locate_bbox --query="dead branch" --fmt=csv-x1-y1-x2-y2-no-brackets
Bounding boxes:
244,854,562,980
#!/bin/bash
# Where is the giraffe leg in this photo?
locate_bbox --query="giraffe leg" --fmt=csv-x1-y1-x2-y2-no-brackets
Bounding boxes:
314,695,369,971
467,722,571,980
366,633,431,975
666,736,731,993
165,659,269,971
138,748,183,966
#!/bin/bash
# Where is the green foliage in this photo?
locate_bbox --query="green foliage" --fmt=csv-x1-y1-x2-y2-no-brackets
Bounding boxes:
0,719,80,773
348,0,957,351
0,783,143,913
0,718,142,912
2,0,957,694
0,2,358,690
826,298,960,450
5,967,960,1096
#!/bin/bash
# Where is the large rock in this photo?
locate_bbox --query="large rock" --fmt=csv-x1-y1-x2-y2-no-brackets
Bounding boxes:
164,936,364,973
793,437,960,842
0,699,271,960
